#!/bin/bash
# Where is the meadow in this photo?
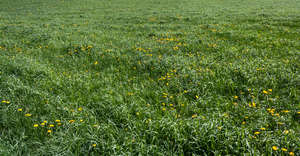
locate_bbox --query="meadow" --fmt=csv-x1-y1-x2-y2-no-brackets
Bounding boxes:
0,0,299,155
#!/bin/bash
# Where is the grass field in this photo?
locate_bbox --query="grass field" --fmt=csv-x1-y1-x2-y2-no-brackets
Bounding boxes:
0,0,300,155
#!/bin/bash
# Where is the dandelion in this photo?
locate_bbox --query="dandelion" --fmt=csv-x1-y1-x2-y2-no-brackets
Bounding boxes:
55,120,61,123
282,110,290,113
69,120,75,123
57,123,62,126
289,152,294,156
242,121,246,125
43,120,47,123
25,113,32,117
272,146,278,151
283,130,289,134
181,104,184,107
169,104,173,107
162,107,166,111
195,95,199,99
17,108,22,112
80,119,84,122
49,124,54,127
47,130,52,133
33,124,39,127
78,107,83,111
92,144,96,147
136,112,140,116
260,128,266,130
263,90,268,94
254,131,260,135
41,123,45,126
234,96,238,99
94,61,98,65
297,111,300,114
281,148,287,152
192,114,197,118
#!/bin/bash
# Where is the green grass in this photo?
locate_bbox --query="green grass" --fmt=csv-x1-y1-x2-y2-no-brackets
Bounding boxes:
0,0,299,155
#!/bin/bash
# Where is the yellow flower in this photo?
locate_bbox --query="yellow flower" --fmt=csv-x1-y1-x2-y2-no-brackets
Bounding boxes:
33,124,39,127
94,61,98,65
55,120,61,123
41,123,45,126
92,144,96,147
254,131,260,135
181,104,185,107
283,130,289,134
49,124,54,127
80,119,83,122
43,120,47,123
192,114,197,118
263,90,268,94
260,128,266,130
47,130,52,133
281,110,290,113
297,111,300,114
136,112,140,116
69,120,75,123
195,95,199,99
234,96,238,99
25,113,32,117
289,152,294,156
162,107,166,111
17,108,22,112
78,107,83,111
268,89,272,92
169,104,173,107
272,146,278,151
281,148,287,152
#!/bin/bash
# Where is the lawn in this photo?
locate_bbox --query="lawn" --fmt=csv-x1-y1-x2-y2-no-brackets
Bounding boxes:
0,0,299,155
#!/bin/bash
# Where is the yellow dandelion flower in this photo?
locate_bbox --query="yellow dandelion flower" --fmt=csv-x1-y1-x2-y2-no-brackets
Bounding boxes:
234,96,238,99
136,112,140,116
17,108,22,112
33,124,39,127
49,124,54,127
195,95,199,99
80,119,83,122
181,104,184,107
263,90,268,94
47,130,52,133
242,121,246,125
268,89,272,92
169,104,173,107
57,123,62,126
289,152,294,156
92,144,96,147
162,107,166,111
283,130,289,134
297,111,300,114
282,110,290,113
43,120,47,123
78,107,83,111
41,123,45,126
183,90,188,93
25,113,32,117
192,114,197,118
281,148,287,152
69,120,75,123
94,61,98,65
254,131,260,135
260,128,266,130
272,146,278,151
55,120,61,123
